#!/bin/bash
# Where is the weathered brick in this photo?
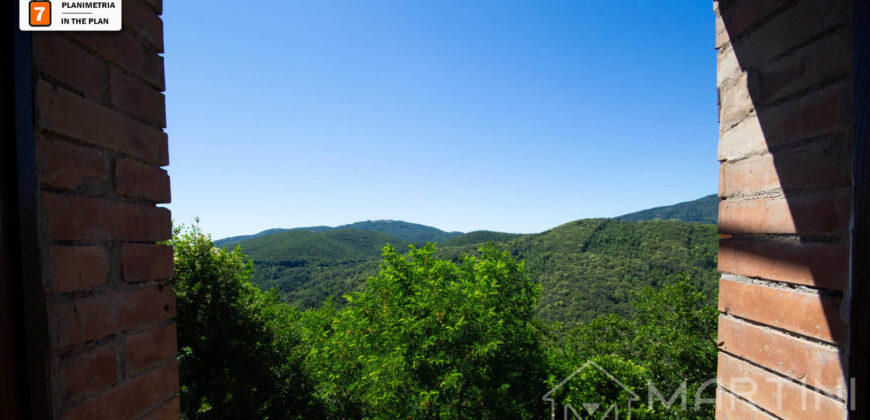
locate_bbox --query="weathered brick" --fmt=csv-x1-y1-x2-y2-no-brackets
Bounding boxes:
50,246,110,293
718,352,846,419
718,316,846,398
717,44,744,92
718,140,852,197
757,82,849,149
121,0,164,52
715,388,777,420
50,302,83,349
754,29,851,105
115,158,171,203
158,132,170,165
124,324,177,375
719,238,849,291
122,244,174,283
60,344,117,401
718,72,754,128
34,34,104,99
61,361,178,420
70,30,165,90
74,286,175,343
715,12,729,50
36,136,106,191
718,153,778,197
718,277,847,345
729,0,848,69
109,66,166,127
718,113,765,161
718,190,851,235
142,397,180,420
43,192,171,242
718,0,792,42
36,81,168,165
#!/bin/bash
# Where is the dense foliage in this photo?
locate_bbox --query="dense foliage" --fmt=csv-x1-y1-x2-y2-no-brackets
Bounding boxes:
225,218,718,327
302,244,547,419
173,223,719,419
616,194,719,225
545,274,719,419
440,230,524,247
514,219,718,324
168,222,322,419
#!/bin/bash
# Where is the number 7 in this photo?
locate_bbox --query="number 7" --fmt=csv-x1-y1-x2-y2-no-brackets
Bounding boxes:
35,6,45,21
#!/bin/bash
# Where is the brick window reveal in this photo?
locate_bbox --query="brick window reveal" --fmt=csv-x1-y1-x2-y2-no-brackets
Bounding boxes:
715,0,859,418
13,0,180,417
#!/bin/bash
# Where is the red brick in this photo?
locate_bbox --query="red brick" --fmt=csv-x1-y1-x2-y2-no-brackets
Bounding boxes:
719,153,778,197
715,388,776,420
754,29,851,105
718,277,848,345
125,324,177,375
718,238,849,291
718,352,846,419
61,361,178,420
159,132,170,165
718,190,851,235
34,34,104,99
75,286,175,343
718,316,846,398
51,302,83,348
36,136,106,190
719,140,852,197
70,30,165,90
43,192,171,242
36,81,168,165
110,66,166,127
729,0,848,69
122,0,164,52
142,0,162,15
760,82,849,149
60,344,117,401
122,244,174,283
115,158,171,203
50,246,110,293
718,0,792,42
142,397,179,420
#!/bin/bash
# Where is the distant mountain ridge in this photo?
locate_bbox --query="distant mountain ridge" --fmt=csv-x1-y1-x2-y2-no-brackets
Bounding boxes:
617,194,718,224
215,220,462,248
217,195,719,324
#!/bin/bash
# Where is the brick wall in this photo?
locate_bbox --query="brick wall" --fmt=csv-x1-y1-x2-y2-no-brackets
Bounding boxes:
27,0,179,418
714,0,854,418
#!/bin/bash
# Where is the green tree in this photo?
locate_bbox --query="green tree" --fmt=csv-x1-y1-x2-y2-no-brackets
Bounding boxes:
546,274,718,419
303,243,548,419
169,221,322,419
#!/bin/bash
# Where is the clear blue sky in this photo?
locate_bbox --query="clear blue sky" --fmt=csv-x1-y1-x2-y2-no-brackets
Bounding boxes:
163,0,718,239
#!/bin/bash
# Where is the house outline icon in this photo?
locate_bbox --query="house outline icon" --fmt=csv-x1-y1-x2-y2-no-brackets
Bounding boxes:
542,360,641,420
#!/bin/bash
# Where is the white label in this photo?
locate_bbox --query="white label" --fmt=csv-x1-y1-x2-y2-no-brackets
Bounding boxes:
20,0,122,31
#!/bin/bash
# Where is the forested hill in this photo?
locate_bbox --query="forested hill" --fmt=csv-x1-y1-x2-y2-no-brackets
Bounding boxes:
215,220,460,248
617,194,719,224
334,220,462,243
226,218,718,325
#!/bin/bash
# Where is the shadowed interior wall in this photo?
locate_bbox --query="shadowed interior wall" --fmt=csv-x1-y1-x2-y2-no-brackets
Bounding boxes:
16,0,180,417
714,0,858,418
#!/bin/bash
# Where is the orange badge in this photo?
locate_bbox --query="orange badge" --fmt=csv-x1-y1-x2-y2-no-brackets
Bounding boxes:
30,1,51,26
